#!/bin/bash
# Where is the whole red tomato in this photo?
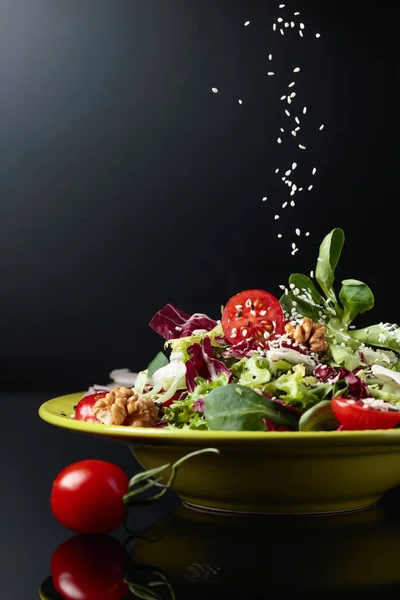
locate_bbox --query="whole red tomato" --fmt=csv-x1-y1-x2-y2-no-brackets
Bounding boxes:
51,534,128,600
51,459,129,534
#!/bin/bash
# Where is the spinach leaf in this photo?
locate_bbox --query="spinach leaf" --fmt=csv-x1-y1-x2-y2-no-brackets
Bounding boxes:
204,384,298,431
339,279,374,325
299,400,339,431
348,324,400,354
315,228,344,302
147,352,169,378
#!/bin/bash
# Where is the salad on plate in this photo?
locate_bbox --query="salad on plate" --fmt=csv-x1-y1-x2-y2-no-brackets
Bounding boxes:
74,228,400,432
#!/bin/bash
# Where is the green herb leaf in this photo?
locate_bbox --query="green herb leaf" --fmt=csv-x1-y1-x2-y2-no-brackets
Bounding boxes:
280,273,326,322
299,400,339,431
204,384,298,431
315,228,344,302
339,279,374,325
147,352,169,378
348,324,400,354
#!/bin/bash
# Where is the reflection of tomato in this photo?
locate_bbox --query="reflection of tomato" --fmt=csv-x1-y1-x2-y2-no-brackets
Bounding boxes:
222,289,285,344
74,392,107,423
332,397,400,430
51,535,128,600
51,460,129,534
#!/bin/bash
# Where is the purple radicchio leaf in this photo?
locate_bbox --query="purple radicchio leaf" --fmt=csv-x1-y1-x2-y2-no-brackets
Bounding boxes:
149,304,217,340
193,398,205,413
223,338,264,358
185,337,232,393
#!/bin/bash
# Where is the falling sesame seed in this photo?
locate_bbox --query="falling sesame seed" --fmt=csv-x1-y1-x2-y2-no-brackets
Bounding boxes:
300,23,305,29
262,196,268,201
291,131,297,137
290,200,295,206
290,283,295,289
291,243,296,249
279,3,285,7
285,109,291,116
244,21,250,26
303,106,307,114
294,11,300,15
281,95,287,100
238,99,243,104
274,214,280,220
305,232,310,236
282,176,286,181
211,88,218,93
285,169,291,176
299,30,303,37
288,82,295,88
319,124,324,130
277,137,282,144
273,23,277,31
308,185,313,191
298,144,306,150
287,97,292,104
282,201,288,208
278,234,283,239
295,126,300,131
295,228,301,236
291,21,295,27
285,22,289,27
275,168,280,173
295,116,300,124
280,28,285,35
268,72,275,76
277,17,283,22
316,33,321,38
312,167,317,175
292,162,297,169
290,190,295,196
310,270,314,278
279,284,285,290
269,53,273,60
293,67,300,73
242,329,248,337
290,92,296,98
292,183,297,191
298,187,303,191
280,128,285,133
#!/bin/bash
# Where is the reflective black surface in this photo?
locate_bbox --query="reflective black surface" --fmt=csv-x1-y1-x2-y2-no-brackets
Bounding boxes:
4,393,400,599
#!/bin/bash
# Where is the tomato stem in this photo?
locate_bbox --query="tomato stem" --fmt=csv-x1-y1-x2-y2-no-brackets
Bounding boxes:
123,448,219,506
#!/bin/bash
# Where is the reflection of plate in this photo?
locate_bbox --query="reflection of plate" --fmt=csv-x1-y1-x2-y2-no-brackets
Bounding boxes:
39,393,400,514
131,505,400,597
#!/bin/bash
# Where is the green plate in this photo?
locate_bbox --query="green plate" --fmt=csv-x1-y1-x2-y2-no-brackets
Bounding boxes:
39,393,400,515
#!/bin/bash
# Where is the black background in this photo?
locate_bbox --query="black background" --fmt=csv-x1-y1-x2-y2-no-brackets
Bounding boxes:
0,0,398,393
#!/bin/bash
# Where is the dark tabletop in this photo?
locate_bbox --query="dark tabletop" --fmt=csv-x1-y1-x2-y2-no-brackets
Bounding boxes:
3,392,400,599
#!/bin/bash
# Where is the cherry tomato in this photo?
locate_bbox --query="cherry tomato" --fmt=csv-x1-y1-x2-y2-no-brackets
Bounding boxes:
331,397,400,430
74,392,107,423
51,534,128,600
51,460,129,534
221,289,285,344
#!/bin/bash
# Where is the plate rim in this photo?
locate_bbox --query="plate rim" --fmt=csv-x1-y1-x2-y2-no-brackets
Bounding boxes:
38,392,400,445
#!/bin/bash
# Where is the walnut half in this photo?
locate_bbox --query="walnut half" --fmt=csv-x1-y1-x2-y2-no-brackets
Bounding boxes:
285,317,328,353
93,386,159,427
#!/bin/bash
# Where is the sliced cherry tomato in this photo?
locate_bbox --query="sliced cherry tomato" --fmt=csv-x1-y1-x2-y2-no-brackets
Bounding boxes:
51,459,129,534
51,534,128,600
74,392,107,423
331,397,400,430
221,289,285,344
